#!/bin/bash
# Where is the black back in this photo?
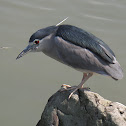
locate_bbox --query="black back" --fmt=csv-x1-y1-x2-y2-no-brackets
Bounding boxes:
56,25,115,63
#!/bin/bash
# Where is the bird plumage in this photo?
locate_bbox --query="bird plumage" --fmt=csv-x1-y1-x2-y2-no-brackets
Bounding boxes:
16,24,123,81
54,36,123,80
55,25,123,80
56,25,115,63
29,26,57,43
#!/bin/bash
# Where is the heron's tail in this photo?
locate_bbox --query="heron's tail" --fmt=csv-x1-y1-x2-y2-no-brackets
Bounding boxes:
105,61,123,80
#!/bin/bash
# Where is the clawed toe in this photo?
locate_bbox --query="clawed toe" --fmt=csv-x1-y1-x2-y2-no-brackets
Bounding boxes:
61,84,71,88
60,84,76,92
68,86,91,99
59,83,90,99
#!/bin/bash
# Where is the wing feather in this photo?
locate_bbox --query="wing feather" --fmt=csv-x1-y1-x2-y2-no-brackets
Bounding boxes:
56,25,115,63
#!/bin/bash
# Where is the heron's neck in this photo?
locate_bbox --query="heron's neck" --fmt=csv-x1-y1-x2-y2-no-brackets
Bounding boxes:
40,34,54,53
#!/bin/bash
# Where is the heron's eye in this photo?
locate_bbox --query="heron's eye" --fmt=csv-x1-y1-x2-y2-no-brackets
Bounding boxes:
34,40,39,44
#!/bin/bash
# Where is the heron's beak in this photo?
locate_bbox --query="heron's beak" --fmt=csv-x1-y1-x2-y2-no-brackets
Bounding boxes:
16,45,33,60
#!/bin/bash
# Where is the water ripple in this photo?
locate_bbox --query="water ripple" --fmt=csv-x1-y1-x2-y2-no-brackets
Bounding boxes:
83,14,113,21
6,0,55,11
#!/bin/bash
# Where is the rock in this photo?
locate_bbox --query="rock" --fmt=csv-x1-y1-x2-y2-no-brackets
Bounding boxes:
36,85,126,126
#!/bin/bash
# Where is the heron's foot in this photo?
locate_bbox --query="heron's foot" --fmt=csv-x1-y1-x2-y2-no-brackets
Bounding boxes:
60,84,75,91
60,84,90,99
68,86,90,99
60,84,81,91
61,84,71,89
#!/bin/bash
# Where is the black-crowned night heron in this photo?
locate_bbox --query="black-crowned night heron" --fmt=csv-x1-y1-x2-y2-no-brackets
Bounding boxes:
16,25,123,98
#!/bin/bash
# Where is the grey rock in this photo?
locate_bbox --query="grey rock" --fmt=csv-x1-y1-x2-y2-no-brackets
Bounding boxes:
36,86,126,126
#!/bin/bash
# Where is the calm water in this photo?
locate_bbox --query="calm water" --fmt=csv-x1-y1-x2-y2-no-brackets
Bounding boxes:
0,0,126,125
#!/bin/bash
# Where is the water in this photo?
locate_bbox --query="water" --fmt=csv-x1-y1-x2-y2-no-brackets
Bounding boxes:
0,0,126,125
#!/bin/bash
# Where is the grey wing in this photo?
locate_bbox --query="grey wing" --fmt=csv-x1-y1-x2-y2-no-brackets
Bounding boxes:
54,36,108,75
54,36,123,80
56,25,116,64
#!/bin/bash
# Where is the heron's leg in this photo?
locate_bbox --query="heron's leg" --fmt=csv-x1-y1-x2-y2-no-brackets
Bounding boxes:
61,73,90,91
79,73,93,88
68,73,93,99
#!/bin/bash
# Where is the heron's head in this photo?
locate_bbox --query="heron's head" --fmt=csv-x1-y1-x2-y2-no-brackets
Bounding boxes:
16,26,57,60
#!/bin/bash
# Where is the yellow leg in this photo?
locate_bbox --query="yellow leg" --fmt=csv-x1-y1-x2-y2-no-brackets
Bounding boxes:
68,73,93,99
